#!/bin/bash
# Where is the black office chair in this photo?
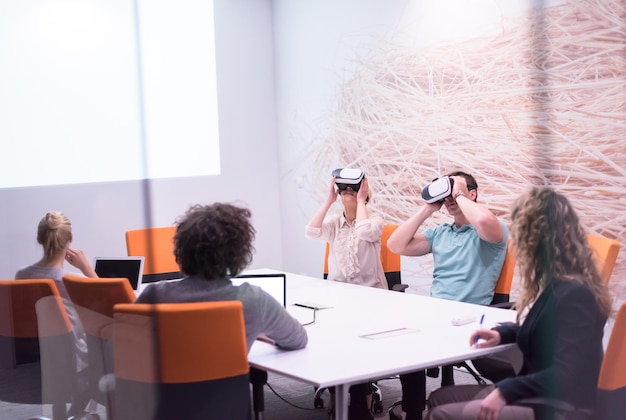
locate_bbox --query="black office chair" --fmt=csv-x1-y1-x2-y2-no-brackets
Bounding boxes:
0,279,82,420
62,274,138,419
112,301,251,420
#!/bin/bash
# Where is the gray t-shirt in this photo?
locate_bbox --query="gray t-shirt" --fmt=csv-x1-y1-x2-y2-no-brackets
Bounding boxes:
135,275,308,352
15,265,88,372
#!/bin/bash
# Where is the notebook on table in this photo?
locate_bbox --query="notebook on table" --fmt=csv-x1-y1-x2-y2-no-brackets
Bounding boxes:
231,273,287,308
93,256,145,292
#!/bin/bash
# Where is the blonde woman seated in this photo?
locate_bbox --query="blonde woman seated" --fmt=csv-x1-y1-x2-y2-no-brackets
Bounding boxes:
15,211,98,418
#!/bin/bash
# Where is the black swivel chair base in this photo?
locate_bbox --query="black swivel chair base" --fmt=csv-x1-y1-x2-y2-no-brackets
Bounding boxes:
250,367,268,420
314,383,383,419
388,364,488,420
368,384,384,414
388,401,426,420
429,363,487,386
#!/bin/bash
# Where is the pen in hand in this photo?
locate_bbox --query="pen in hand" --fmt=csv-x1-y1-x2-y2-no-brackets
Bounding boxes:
474,314,485,345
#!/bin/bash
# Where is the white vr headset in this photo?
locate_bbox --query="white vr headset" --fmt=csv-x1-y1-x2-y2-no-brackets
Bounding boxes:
421,176,454,203
332,168,364,192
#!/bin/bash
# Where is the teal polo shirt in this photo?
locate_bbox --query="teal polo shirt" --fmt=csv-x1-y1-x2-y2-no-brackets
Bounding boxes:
422,219,508,305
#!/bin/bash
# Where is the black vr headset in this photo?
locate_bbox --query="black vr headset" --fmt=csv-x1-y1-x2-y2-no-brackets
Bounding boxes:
333,168,364,192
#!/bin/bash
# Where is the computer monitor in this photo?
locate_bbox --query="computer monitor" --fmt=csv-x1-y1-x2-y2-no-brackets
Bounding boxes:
93,256,145,291
231,273,287,308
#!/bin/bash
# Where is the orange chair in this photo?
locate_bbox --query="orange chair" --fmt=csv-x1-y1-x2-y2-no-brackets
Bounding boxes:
0,279,77,419
472,234,620,387
125,226,182,283
491,241,517,305
530,300,626,419
62,274,137,418
112,301,250,420
587,233,620,285
487,233,616,305
323,223,407,291
63,274,136,319
597,301,626,419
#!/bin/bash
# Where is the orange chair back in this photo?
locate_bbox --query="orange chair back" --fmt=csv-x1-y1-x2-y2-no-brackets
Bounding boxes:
0,279,72,366
491,241,516,305
0,279,65,338
0,279,76,415
489,232,619,305
112,301,251,419
380,224,401,274
587,233,620,285
125,226,182,281
599,301,626,391
323,243,330,278
597,301,626,418
113,301,248,383
62,274,135,337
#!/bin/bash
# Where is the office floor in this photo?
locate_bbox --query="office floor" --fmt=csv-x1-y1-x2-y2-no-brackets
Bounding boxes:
263,367,482,419
0,366,482,420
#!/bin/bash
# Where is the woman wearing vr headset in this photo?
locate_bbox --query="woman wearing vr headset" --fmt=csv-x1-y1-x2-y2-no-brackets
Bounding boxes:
305,169,388,290
305,169,388,420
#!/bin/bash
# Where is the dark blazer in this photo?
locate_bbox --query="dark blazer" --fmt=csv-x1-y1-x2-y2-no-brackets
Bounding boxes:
495,280,606,411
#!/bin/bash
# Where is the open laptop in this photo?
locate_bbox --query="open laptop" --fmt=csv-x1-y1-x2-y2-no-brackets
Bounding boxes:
93,256,145,292
231,273,287,308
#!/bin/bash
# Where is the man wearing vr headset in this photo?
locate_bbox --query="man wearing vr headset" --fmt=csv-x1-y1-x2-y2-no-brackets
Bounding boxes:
305,168,388,420
387,170,508,420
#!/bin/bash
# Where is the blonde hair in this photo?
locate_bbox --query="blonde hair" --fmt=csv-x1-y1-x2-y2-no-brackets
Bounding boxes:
511,187,612,322
37,211,72,259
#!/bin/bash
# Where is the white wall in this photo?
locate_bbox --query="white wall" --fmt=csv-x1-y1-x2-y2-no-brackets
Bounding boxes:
272,0,410,278
272,0,626,306
0,0,284,278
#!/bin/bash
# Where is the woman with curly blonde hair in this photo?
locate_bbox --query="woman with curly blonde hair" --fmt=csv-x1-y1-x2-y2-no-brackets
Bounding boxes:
426,187,612,419
511,187,612,322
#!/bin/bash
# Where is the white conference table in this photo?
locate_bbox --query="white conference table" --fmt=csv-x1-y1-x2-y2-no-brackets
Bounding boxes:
246,269,517,420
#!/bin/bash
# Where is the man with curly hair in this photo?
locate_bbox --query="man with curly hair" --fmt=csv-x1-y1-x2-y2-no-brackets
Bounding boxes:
136,202,307,351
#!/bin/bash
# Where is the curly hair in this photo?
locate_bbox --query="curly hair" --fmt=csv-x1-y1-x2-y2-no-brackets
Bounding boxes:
510,187,612,321
173,203,256,279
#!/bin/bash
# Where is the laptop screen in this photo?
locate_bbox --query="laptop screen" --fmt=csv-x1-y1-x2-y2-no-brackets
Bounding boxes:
93,257,145,291
231,273,286,308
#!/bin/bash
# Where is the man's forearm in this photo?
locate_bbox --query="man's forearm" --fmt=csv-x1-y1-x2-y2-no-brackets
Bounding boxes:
387,206,433,255
455,195,503,243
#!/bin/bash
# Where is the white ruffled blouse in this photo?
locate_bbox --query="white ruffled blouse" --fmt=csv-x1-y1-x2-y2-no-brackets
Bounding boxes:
305,214,388,289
